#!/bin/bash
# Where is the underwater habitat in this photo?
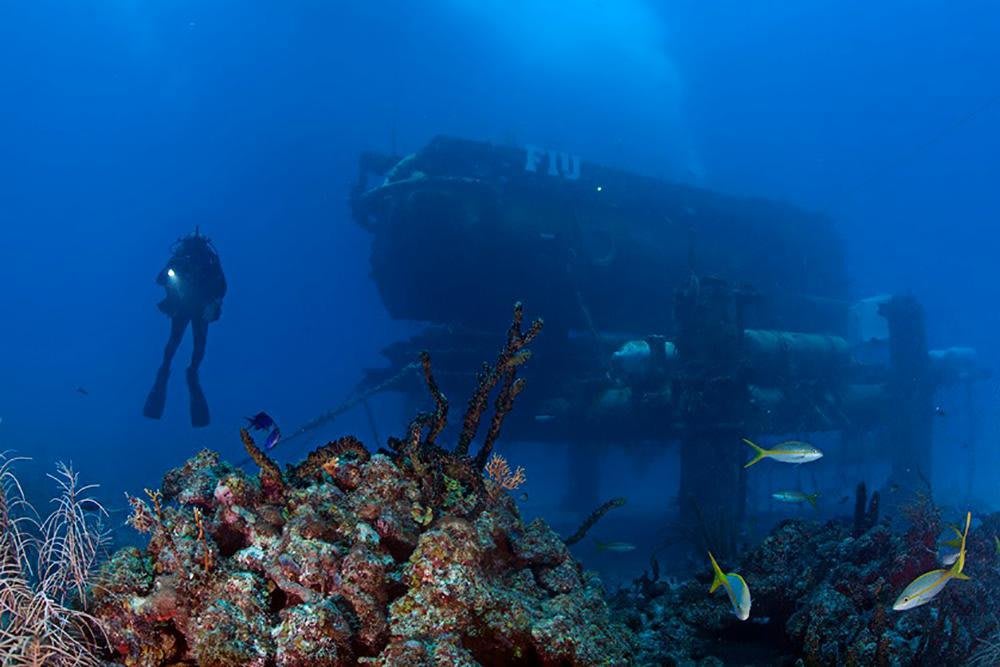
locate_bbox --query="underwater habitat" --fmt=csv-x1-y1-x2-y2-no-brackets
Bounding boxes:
4,1,1000,665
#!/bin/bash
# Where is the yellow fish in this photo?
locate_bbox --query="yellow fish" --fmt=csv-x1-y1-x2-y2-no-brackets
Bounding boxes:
939,524,964,566
742,438,823,468
708,551,751,620
893,511,971,611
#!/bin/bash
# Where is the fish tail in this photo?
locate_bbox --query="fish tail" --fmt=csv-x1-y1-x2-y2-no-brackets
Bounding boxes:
951,511,972,578
707,551,725,594
742,438,768,468
595,540,607,552
806,492,820,508
942,525,964,549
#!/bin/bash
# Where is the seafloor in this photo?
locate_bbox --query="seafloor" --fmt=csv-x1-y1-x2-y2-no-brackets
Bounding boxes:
10,306,999,666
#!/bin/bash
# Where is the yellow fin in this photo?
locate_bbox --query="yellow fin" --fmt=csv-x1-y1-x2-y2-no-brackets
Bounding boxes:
806,492,820,508
742,438,768,468
942,524,964,549
953,571,971,581
707,551,726,594
951,511,972,576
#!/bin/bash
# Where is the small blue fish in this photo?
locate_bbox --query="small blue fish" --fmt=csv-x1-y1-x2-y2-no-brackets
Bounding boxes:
264,427,281,450
772,490,819,508
246,412,275,432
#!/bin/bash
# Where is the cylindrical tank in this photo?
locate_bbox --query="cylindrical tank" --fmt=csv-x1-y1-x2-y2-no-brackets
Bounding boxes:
353,136,849,336
742,330,850,383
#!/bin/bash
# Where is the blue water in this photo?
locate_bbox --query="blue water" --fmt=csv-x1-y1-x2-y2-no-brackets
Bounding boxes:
1,0,999,590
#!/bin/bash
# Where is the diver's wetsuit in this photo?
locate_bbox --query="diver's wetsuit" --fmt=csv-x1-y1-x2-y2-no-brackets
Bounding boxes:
143,231,227,427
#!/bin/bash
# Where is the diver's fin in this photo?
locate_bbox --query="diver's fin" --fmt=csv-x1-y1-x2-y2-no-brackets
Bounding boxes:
187,367,210,428
742,438,768,468
142,367,169,420
707,551,726,594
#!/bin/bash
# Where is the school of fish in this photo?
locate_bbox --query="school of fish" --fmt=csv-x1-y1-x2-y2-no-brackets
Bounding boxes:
692,437,973,620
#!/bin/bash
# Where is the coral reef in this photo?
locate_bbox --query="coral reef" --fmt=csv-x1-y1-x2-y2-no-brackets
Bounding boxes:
92,305,635,666
614,498,1000,665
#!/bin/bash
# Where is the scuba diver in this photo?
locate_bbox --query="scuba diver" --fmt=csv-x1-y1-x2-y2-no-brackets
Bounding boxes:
143,228,227,427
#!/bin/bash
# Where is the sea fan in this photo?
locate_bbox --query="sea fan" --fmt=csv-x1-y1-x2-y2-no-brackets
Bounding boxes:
0,454,109,665
968,621,1000,667
484,452,526,495
37,463,109,609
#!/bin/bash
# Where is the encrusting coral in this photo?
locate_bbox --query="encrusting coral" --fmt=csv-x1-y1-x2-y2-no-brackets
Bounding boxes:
92,304,635,666
614,496,1000,666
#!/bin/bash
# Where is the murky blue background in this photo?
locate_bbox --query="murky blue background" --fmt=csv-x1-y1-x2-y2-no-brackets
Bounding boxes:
0,1,997,577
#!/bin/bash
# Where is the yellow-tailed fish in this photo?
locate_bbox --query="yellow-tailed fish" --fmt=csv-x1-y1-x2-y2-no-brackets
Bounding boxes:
742,438,823,468
771,490,819,508
893,511,971,611
939,525,964,566
596,541,637,553
941,525,963,548
708,551,751,620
